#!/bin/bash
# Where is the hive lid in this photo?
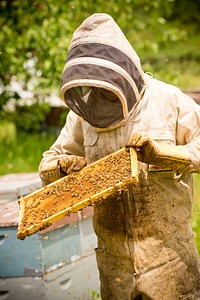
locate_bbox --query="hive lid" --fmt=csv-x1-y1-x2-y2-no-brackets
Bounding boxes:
0,173,42,203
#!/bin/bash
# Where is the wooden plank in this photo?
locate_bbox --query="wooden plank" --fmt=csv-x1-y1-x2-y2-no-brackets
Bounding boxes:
17,148,138,240
183,88,200,105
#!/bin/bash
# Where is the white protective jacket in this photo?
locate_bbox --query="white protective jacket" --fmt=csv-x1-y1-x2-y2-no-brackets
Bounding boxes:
39,14,200,300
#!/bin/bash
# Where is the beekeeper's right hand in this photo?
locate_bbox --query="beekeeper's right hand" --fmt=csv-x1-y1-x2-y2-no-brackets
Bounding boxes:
127,132,192,171
127,132,159,164
39,155,87,186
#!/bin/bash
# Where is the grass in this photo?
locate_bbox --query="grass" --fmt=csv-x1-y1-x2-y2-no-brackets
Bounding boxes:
0,122,56,175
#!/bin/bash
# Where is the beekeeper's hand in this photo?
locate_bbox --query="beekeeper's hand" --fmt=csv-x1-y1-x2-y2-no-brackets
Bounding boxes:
127,132,159,164
39,155,87,186
58,155,87,175
127,132,192,171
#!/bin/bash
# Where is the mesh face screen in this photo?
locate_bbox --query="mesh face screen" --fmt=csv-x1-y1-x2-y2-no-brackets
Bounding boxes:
62,43,145,128
64,87,124,128
67,43,145,94
63,63,134,112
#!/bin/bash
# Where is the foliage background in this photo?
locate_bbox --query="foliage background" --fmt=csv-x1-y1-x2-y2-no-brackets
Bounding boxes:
1,0,200,123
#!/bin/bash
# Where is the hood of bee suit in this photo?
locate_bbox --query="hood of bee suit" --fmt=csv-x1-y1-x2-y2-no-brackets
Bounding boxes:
61,13,146,129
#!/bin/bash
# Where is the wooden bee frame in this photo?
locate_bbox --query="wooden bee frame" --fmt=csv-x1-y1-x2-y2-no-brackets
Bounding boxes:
17,147,138,240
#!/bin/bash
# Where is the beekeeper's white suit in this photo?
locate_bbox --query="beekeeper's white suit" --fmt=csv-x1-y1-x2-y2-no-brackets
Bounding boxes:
39,14,200,300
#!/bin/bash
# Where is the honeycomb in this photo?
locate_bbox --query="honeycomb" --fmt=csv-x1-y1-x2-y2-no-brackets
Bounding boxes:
17,148,138,240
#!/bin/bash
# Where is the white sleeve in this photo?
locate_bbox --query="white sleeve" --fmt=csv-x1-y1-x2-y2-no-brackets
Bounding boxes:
176,91,200,163
39,111,85,171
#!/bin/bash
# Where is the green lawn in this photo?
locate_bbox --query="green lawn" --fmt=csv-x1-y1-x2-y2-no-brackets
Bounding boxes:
0,122,56,175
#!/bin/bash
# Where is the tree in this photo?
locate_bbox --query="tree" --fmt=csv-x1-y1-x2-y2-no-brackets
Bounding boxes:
0,0,199,127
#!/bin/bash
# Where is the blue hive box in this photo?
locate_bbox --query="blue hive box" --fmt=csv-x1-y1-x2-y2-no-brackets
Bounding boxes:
0,173,99,300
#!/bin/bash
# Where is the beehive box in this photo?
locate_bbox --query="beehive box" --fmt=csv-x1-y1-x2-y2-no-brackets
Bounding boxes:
17,147,138,240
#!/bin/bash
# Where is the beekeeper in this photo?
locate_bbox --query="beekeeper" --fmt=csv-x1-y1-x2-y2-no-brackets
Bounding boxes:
39,13,200,300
